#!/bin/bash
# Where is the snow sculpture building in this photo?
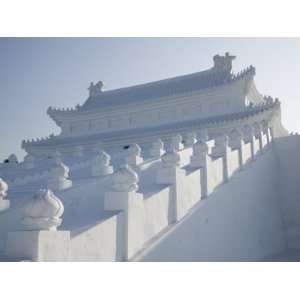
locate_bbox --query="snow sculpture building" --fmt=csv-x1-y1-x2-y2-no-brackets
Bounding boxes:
0,53,297,262
21,52,286,157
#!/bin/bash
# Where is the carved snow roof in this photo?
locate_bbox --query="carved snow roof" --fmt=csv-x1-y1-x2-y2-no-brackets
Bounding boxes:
80,53,253,111
82,69,233,110
46,54,255,121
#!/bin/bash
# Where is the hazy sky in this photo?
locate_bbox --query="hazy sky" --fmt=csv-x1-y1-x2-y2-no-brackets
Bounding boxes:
0,38,299,161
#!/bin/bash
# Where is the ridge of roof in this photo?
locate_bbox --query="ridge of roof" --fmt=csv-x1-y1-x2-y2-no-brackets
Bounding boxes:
81,68,232,110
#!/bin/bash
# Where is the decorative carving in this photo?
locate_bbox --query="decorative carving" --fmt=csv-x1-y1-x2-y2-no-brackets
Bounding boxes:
111,164,139,192
184,132,197,147
242,125,253,143
211,134,228,158
193,140,209,156
213,52,236,73
156,148,182,185
0,178,8,199
23,154,35,169
0,178,10,212
197,129,209,142
149,139,165,158
125,144,143,165
161,148,181,168
22,189,64,231
191,141,209,168
261,120,269,135
228,129,242,149
253,123,262,138
47,162,72,191
6,154,18,165
92,151,114,177
170,134,184,151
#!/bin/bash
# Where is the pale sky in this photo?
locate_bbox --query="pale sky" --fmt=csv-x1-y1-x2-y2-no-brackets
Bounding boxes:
0,38,299,161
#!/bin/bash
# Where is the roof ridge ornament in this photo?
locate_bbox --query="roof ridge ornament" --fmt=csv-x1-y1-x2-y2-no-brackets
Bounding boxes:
88,80,104,98
213,52,236,73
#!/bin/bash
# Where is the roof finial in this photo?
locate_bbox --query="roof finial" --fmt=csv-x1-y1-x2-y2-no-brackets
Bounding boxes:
88,80,104,98
213,52,236,73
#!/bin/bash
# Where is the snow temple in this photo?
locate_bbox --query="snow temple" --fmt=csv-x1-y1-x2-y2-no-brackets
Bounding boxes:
0,53,298,261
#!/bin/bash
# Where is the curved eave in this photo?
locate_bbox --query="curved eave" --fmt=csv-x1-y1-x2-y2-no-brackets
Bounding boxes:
24,101,279,151
46,68,256,124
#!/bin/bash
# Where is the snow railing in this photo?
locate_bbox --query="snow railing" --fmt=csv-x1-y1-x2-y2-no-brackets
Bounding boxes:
102,123,272,261
6,155,95,189
7,169,52,187
2,122,273,261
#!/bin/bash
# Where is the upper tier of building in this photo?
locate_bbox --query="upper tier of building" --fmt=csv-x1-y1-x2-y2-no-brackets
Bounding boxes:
47,53,257,118
82,52,239,110
22,53,278,156
45,53,260,135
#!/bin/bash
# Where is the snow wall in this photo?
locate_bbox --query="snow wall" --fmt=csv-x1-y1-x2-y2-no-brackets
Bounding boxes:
2,131,288,261
137,147,286,261
274,135,300,250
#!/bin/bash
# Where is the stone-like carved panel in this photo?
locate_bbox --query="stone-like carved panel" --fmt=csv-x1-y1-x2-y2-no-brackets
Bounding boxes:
159,107,176,123
70,121,84,134
90,119,107,131
109,116,129,129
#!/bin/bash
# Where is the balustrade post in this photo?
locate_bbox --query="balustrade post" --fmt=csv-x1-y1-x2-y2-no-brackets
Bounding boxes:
125,144,143,166
104,164,143,261
5,189,70,261
149,139,165,158
211,134,229,182
0,178,10,212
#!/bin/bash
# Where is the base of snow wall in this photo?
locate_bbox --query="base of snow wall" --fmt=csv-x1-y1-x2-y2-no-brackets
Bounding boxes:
6,230,70,262
137,148,286,261
227,148,240,177
206,157,224,195
69,214,121,261
176,168,201,221
273,136,300,249
242,142,252,164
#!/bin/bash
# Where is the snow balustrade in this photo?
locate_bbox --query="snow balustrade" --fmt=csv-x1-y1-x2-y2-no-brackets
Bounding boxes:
4,148,113,189
3,122,273,261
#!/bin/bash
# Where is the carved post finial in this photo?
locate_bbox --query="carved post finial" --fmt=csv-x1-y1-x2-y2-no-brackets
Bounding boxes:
47,162,72,191
184,132,197,147
228,129,242,149
170,134,184,151
211,134,229,158
111,164,139,192
191,140,209,168
22,189,64,231
156,147,183,185
6,154,18,167
125,144,143,165
197,129,209,142
91,150,114,177
242,125,253,143
149,138,165,158
161,148,181,168
0,178,10,212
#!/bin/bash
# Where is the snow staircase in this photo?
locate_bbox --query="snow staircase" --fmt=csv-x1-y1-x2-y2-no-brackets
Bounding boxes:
0,123,285,261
